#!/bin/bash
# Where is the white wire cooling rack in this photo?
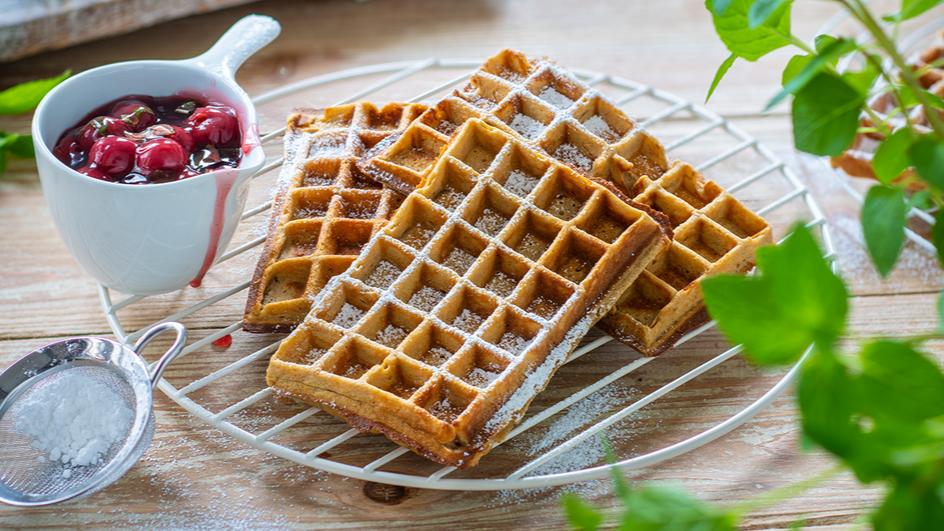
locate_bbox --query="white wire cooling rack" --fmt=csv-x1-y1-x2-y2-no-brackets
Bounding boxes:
826,14,944,255
96,58,835,490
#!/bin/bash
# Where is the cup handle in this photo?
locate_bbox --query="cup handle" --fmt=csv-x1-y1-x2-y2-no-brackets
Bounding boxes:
133,322,188,386
184,14,281,79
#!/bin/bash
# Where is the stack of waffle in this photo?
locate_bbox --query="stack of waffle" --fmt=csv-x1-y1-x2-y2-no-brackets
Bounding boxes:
357,49,772,356
246,49,772,467
832,35,944,186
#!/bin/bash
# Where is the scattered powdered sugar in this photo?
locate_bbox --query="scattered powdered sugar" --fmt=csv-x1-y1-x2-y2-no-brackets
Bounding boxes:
364,260,401,288
582,115,619,142
503,170,539,198
308,133,348,159
452,308,485,333
554,143,592,172
509,113,545,140
484,313,591,435
474,208,510,236
498,332,531,356
14,368,134,473
376,323,408,348
538,86,574,109
332,302,365,328
465,367,502,388
409,286,446,312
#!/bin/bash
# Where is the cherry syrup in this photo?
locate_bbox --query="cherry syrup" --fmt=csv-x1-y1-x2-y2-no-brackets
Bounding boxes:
53,95,242,184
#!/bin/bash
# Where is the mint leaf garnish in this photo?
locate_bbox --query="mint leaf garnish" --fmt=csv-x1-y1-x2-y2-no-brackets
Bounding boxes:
908,135,944,188
748,0,790,29
706,53,737,102
701,224,846,365
791,71,864,155
766,37,856,110
705,0,792,61
882,0,943,22
872,128,915,184
561,494,603,530
861,185,907,276
0,70,70,115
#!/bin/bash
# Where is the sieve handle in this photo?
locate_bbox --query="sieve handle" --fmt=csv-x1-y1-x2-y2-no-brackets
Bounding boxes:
133,322,188,386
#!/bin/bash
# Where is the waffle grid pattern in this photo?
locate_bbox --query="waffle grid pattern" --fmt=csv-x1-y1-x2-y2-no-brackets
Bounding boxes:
359,49,772,356
244,103,427,332
267,119,669,467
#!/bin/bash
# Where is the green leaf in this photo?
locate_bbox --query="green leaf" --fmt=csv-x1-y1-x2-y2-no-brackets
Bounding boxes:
0,149,6,175
934,210,944,267
872,478,944,531
702,224,847,365
872,128,915,184
883,0,943,22
766,38,856,110
861,185,907,276
705,0,793,61
748,0,790,28
939,289,944,332
0,133,34,159
562,494,603,531
617,484,738,531
706,53,737,102
842,61,881,94
0,70,70,115
797,349,863,469
710,0,734,16
791,72,865,156
781,54,812,86
908,135,944,188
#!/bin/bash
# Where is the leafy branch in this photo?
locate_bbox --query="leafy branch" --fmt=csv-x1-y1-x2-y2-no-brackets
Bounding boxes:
0,71,70,176
563,1,944,529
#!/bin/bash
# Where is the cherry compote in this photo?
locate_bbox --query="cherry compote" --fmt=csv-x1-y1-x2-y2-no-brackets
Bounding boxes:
53,95,242,184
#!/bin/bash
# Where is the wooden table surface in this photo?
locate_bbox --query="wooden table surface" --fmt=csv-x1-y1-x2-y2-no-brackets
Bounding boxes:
1,0,941,528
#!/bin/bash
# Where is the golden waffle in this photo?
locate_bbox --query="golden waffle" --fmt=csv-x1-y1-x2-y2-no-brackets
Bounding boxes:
267,119,670,467
597,151,772,355
358,49,640,194
358,49,772,356
244,103,427,333
832,36,944,186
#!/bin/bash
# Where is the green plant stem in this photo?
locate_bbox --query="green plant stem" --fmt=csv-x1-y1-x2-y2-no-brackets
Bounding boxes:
791,35,817,56
845,0,944,138
729,464,846,517
860,47,915,131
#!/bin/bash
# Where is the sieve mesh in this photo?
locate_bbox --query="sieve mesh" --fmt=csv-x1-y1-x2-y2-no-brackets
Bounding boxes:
0,363,142,501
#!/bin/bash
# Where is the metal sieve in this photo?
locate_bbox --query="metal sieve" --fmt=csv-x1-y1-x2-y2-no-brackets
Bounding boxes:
0,322,186,506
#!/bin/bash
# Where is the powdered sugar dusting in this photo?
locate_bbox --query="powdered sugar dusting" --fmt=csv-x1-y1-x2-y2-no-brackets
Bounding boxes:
583,115,619,142
465,366,502,388
554,143,592,172
504,169,539,198
409,286,447,312
509,113,544,140
538,86,574,109
332,302,365,328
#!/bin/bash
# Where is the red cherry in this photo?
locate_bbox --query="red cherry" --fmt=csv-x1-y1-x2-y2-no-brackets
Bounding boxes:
136,138,187,176
77,165,110,181
53,135,80,164
143,124,194,153
187,106,238,147
89,136,136,175
76,116,129,151
211,334,233,349
110,100,156,131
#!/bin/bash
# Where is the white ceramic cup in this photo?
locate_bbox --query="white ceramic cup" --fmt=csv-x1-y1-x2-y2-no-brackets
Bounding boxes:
32,15,281,295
